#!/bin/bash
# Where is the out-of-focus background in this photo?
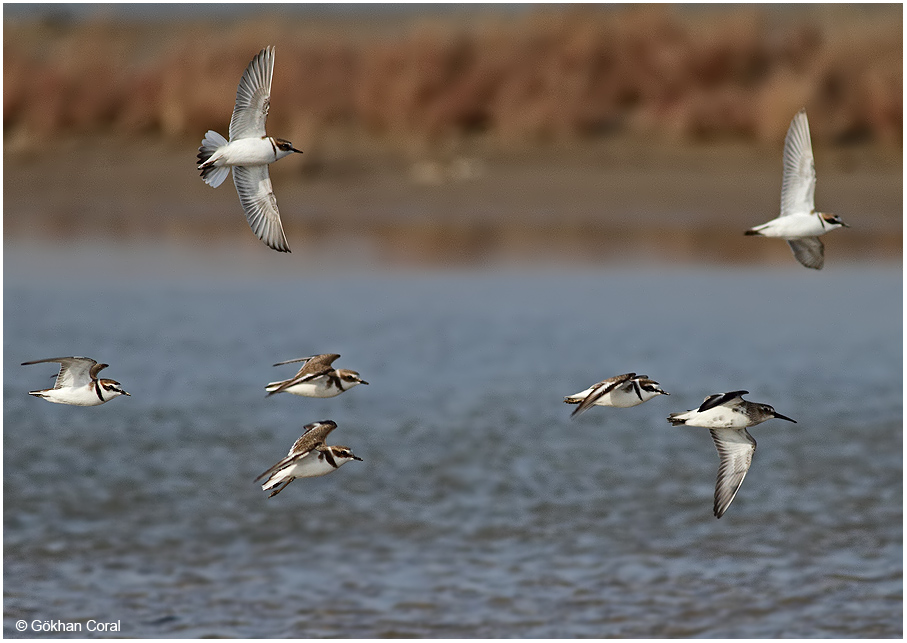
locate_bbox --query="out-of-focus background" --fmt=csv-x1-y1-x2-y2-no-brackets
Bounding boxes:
4,4,903,639
3,3,902,266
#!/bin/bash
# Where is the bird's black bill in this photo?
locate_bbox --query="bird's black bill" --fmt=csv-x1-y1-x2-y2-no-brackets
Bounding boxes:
773,412,797,423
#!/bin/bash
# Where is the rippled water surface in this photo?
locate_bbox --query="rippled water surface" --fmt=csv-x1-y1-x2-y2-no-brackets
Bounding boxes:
4,252,902,637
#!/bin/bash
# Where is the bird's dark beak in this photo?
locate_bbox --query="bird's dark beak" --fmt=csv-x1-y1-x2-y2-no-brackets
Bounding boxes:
359,379,369,386
123,391,131,396
292,147,303,154
840,221,851,228
773,411,796,423
352,455,363,461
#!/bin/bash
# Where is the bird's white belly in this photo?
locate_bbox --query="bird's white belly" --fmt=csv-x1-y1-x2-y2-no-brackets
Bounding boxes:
34,386,105,406
757,213,826,238
685,407,749,428
212,138,275,166
270,454,337,485
281,379,341,398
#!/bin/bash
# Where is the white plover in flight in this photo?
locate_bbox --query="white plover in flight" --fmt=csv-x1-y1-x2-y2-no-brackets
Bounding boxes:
745,109,848,269
265,353,368,398
197,46,302,252
668,390,796,518
255,420,362,497
565,372,668,418
21,356,130,406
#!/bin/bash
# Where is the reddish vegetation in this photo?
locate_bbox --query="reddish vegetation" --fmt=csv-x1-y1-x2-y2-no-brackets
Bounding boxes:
3,5,902,148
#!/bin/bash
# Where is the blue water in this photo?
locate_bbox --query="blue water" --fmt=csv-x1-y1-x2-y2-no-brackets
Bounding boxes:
3,249,902,637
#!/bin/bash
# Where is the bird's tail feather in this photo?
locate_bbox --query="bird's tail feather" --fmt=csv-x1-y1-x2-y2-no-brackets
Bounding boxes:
197,130,230,187
260,469,292,495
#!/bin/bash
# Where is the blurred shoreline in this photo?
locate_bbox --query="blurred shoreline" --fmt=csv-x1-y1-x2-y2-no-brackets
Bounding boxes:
3,134,901,267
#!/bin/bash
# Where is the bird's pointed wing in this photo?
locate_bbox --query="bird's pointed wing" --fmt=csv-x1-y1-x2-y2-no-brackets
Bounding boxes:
273,354,339,369
231,165,290,252
293,354,341,373
570,373,636,418
710,428,756,518
230,46,274,140
273,355,316,367
787,237,824,270
780,109,816,217
254,421,338,482
698,390,749,413
21,356,97,389
89,362,109,380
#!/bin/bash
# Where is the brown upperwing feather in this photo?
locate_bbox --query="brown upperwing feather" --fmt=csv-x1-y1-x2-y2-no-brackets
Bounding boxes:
296,354,341,373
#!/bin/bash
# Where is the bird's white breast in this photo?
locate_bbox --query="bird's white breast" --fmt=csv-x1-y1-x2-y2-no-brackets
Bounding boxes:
607,386,650,408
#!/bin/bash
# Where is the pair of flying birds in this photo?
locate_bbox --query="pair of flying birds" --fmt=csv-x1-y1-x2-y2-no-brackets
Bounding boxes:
198,46,849,268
